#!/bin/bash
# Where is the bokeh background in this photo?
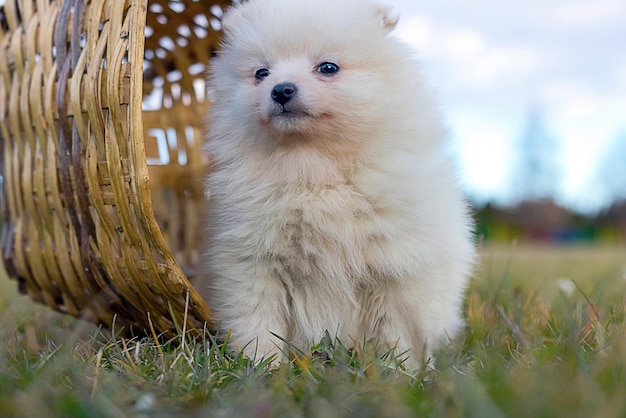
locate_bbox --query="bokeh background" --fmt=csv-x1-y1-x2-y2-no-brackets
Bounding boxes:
388,0,626,243
0,0,624,249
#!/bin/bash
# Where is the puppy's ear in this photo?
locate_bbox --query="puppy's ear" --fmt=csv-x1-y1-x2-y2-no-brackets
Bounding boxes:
376,5,399,33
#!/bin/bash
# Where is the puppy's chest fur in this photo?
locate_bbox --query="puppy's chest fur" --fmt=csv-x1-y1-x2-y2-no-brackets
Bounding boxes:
252,179,396,290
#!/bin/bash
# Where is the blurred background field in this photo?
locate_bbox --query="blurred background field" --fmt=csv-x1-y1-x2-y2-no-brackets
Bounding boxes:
480,241,625,287
2,241,624,313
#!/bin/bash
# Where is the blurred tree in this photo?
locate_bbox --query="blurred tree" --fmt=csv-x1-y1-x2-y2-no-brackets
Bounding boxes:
595,131,626,209
508,106,561,203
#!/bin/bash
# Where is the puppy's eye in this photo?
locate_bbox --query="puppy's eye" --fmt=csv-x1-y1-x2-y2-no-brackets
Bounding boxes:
255,68,270,81
317,62,340,76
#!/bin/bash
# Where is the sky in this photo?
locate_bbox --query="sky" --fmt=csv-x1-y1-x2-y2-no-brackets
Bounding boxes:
1,0,623,212
386,0,626,213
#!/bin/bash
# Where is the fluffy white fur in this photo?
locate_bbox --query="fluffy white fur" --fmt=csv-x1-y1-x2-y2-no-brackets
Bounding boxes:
198,0,476,369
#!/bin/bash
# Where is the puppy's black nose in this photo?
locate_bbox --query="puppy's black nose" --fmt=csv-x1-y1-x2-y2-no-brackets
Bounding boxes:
271,83,297,105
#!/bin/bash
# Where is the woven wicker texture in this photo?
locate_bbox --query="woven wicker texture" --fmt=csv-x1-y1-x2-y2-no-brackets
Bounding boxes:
0,0,230,337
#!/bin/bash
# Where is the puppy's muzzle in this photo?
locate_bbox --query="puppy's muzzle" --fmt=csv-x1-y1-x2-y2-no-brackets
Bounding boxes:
271,82,298,105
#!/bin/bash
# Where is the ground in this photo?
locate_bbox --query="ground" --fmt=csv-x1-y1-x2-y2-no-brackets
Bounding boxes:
1,242,625,417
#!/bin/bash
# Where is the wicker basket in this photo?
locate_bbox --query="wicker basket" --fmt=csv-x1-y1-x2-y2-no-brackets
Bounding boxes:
0,0,230,337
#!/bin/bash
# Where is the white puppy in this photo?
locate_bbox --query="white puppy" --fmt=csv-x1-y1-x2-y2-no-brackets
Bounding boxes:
198,0,476,369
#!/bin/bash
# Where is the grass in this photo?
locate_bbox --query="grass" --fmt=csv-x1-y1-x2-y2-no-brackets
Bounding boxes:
1,242,626,417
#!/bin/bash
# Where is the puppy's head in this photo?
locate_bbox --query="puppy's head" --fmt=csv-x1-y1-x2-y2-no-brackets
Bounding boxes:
208,0,412,146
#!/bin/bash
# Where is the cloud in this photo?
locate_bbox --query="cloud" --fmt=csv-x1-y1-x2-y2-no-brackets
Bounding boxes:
440,29,484,59
395,18,543,86
469,47,541,85
449,111,516,199
541,81,602,117
540,79,626,121
556,0,626,25
617,64,626,90
393,16,434,52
